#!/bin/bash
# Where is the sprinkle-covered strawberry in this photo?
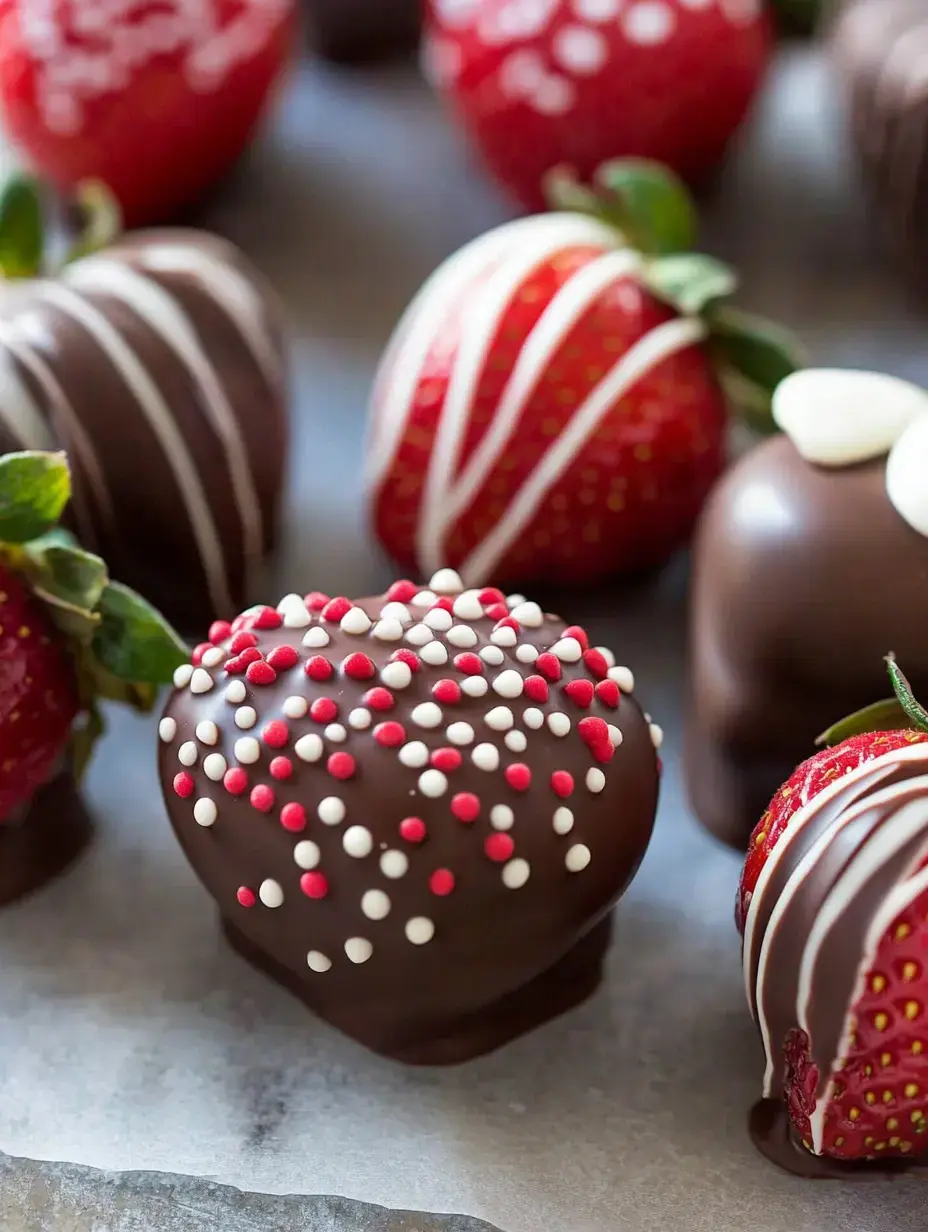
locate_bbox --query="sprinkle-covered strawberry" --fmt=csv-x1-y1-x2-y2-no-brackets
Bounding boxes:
367,160,803,588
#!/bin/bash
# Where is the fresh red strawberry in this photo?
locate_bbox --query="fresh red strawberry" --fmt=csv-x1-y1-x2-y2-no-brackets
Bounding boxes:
367,160,801,588
0,0,294,227
423,0,772,213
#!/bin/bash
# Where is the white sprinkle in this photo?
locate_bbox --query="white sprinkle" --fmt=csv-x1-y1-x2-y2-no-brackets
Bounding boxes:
650,723,664,749
195,720,218,746
173,663,194,689
406,623,434,646
566,843,592,872
318,796,346,826
158,717,177,743
485,706,514,732
420,640,449,666
462,676,489,698
307,950,331,973
380,849,408,879
490,804,514,831
372,617,403,642
412,702,443,729
553,807,574,835
325,723,347,743
552,22,608,74
259,879,284,908
423,607,453,631
446,721,475,745
429,568,464,594
303,626,330,648
381,660,413,690
490,626,517,647
516,643,539,664
234,736,261,765
548,712,571,737
509,601,543,628
193,798,217,827
552,638,582,663
412,589,437,608
294,840,321,869
343,825,374,858
595,645,616,668
362,889,392,920
295,733,324,763
349,708,372,730
341,606,372,635
572,0,621,19
609,665,635,693
399,741,429,768
203,753,226,781
405,917,435,945
623,0,676,46
493,669,524,699
608,724,623,747
189,668,214,695
505,730,528,753
586,768,606,793
452,590,484,620
178,741,198,766
480,645,505,666
418,769,448,798
380,601,413,624
235,706,257,730
502,859,531,889
278,594,311,629
202,647,225,668
472,743,500,772
345,937,373,964
507,594,526,607
225,680,247,704
447,624,478,648
523,707,544,730
283,695,309,719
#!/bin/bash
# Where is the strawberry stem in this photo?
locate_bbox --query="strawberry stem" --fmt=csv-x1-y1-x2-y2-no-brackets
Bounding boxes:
886,654,928,733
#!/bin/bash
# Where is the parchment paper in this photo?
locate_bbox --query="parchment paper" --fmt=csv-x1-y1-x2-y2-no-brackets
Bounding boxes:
1,44,928,1232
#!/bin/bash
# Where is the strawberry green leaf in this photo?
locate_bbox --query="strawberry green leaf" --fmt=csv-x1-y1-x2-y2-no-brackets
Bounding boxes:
0,175,44,278
69,703,105,784
91,581,188,683
816,698,913,747
31,584,100,643
886,655,928,733
23,539,108,614
0,450,71,543
594,159,698,256
709,307,806,432
65,179,122,265
645,253,738,317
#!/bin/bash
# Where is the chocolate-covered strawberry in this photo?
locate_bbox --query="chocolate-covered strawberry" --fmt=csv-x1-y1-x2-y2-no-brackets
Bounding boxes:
158,570,661,1064
0,449,187,904
741,658,928,1173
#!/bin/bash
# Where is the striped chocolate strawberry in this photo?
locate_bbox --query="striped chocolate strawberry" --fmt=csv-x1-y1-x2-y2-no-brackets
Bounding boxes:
741,658,928,1168
367,161,802,588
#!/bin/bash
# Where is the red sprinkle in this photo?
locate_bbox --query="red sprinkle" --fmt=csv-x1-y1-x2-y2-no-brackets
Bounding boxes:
225,646,262,674
453,652,483,675
399,816,427,843
230,612,249,633
246,660,277,686
251,606,283,630
270,756,293,781
523,675,549,703
305,655,334,682
173,771,195,799
391,648,420,672
578,716,610,745
262,719,289,749
228,630,258,654
342,652,376,681
564,679,595,709
280,802,307,832
451,791,480,822
478,587,506,606
594,679,621,709
310,697,338,723
429,868,456,896
551,770,575,798
564,624,590,651
321,596,352,622
505,763,532,792
535,652,561,682
429,596,455,612
592,741,615,764
494,616,521,633
484,602,509,621
267,644,300,671
431,747,463,772
304,591,330,612
485,833,515,863
583,648,609,679
386,579,418,603
432,678,461,704
374,721,406,747
300,871,329,899
191,642,212,666
327,751,356,780
250,784,275,813
363,687,395,712
209,620,233,644
236,886,256,908
223,768,249,795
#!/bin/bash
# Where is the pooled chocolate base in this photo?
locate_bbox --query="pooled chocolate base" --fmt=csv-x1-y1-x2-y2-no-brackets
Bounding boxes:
224,913,613,1064
0,773,91,907
750,1099,925,1179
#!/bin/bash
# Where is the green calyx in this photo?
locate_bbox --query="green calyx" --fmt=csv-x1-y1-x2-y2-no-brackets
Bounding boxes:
0,451,188,777
543,160,806,433
816,655,928,748
0,175,121,280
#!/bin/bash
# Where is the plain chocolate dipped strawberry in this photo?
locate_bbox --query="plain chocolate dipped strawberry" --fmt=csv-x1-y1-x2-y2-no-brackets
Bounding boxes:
158,570,661,1063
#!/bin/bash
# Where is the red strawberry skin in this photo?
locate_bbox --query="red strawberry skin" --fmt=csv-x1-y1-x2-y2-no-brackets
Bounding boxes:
424,0,772,212
0,565,79,823
0,1,294,227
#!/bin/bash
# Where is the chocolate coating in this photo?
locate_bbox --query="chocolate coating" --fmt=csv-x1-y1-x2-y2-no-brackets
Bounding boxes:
0,772,91,907
305,0,420,63
684,434,928,849
158,583,659,1062
0,229,288,635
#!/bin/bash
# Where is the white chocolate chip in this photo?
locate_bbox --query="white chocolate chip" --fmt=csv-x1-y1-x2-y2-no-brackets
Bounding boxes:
349,707,372,730
318,797,346,826
586,768,606,793
522,707,544,730
380,601,413,625
344,937,373,964
429,568,464,594
283,695,309,719
516,643,539,664
502,858,530,889
399,741,429,768
419,640,449,666
294,840,321,869
189,668,214,695
461,676,489,698
423,607,453,631
372,618,404,642
608,665,635,693
324,723,347,743
506,594,526,607
553,807,574,835
278,594,311,629
509,601,543,627
485,706,514,731
234,737,261,765
548,712,571,737
259,879,284,908
195,720,218,746
307,950,331,972
405,916,435,945
412,589,437,608
178,741,198,766
193,798,217,827
406,623,434,646
608,724,623,747
412,702,443,729
490,626,518,647
225,680,247,704
202,647,225,668
381,661,413,690
565,844,591,872
294,733,323,763
158,717,177,743
446,721,475,745
303,626,330,648
552,638,582,663
649,723,664,749
235,706,257,730
452,590,484,620
203,753,227,781
595,645,616,668
490,804,514,831
380,849,409,879
505,730,527,753
493,669,524,699
418,769,448,797
341,606,372,635
447,624,478,648
343,825,374,858
361,889,392,920
173,663,194,689
472,743,500,771
480,645,505,666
